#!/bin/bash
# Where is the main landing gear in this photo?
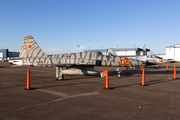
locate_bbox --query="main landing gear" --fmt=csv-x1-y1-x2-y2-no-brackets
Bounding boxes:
56,67,64,80
56,75,64,80
155,65,159,69
116,67,122,78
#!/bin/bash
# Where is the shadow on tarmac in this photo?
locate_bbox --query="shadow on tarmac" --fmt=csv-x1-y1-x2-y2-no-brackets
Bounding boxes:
30,79,104,90
111,78,179,89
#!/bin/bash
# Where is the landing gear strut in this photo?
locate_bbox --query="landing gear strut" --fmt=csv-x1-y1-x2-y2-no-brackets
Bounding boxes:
56,67,64,80
116,67,122,78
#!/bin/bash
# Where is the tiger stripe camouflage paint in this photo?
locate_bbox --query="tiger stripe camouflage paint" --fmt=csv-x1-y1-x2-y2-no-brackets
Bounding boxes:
19,36,144,67
14,36,145,80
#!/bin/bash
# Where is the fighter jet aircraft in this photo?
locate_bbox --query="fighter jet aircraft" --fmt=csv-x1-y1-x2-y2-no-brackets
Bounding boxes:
10,36,145,80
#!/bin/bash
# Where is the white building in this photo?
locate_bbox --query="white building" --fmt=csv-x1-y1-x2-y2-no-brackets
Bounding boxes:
112,48,150,56
166,44,180,61
0,49,19,61
84,48,150,56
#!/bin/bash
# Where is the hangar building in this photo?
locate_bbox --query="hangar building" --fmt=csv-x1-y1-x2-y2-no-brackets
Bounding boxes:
166,44,180,61
0,49,19,61
84,48,150,56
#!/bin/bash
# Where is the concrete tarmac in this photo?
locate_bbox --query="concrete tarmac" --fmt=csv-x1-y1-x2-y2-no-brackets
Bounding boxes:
0,62,180,120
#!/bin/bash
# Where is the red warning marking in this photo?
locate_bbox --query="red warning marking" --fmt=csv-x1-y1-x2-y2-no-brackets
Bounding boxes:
100,71,106,77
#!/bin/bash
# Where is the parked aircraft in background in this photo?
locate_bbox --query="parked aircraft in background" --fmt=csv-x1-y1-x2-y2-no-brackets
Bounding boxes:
8,57,20,64
10,36,145,80
107,48,171,68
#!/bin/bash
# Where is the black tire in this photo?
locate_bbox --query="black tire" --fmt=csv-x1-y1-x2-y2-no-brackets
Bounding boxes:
117,74,121,78
56,75,64,80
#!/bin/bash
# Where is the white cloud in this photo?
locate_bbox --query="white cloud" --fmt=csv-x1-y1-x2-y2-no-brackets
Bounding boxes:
42,48,61,54
79,45,88,50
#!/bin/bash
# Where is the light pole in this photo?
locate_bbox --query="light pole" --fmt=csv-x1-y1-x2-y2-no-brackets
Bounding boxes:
77,45,80,52
133,44,136,48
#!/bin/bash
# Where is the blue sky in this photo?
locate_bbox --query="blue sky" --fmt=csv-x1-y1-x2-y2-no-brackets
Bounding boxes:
0,0,180,54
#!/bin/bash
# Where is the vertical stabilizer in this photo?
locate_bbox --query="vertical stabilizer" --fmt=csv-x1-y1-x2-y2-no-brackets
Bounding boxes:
19,36,47,58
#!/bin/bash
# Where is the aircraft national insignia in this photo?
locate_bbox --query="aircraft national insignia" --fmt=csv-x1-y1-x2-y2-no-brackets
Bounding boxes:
80,60,85,63
27,44,33,49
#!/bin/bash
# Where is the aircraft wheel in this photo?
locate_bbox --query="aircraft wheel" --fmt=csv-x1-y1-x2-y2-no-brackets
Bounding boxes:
155,66,158,69
56,75,64,81
117,74,122,78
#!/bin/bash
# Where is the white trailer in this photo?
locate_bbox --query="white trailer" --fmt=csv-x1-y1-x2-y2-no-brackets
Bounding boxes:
166,44,180,62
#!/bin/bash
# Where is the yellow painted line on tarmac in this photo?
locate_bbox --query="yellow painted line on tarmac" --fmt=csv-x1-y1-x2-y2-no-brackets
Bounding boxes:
168,77,179,80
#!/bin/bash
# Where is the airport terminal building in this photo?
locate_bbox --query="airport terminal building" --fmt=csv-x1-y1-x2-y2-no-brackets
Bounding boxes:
0,49,19,61
84,48,150,56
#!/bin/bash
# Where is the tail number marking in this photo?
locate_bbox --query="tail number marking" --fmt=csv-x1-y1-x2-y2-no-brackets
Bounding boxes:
121,59,131,65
